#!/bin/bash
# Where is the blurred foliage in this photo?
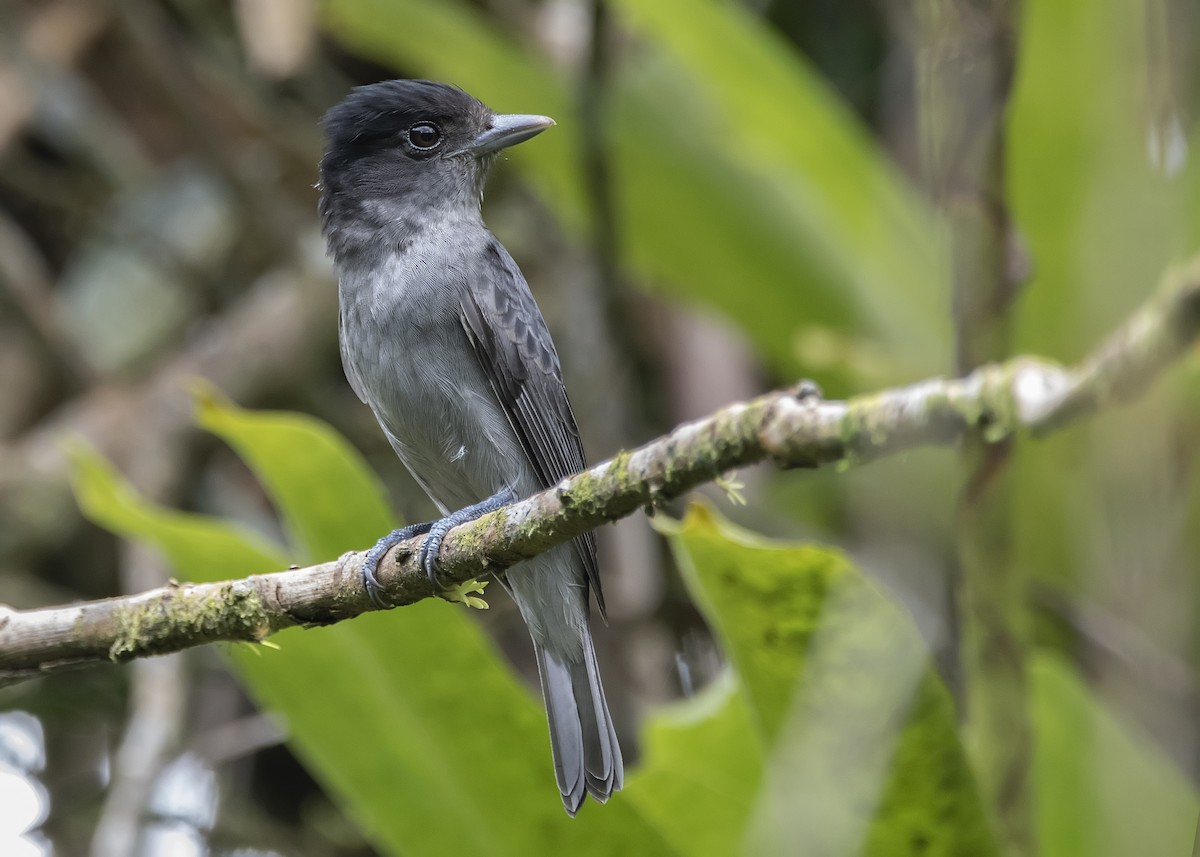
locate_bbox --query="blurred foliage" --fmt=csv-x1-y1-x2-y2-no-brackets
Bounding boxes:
4,0,1199,853
658,506,997,857
1032,654,1197,857
1005,0,1200,632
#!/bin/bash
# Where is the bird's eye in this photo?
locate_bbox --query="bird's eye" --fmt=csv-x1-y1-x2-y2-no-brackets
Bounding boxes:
407,122,442,151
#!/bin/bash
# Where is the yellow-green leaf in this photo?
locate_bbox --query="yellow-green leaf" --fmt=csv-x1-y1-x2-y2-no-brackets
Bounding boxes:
662,503,998,856
195,385,393,563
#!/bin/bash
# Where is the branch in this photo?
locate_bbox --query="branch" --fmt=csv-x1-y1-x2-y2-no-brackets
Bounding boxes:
1,256,1198,687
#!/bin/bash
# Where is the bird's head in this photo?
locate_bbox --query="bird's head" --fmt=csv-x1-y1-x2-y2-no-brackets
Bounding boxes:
318,80,553,248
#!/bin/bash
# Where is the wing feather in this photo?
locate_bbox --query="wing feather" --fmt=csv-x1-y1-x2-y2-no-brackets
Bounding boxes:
459,239,606,618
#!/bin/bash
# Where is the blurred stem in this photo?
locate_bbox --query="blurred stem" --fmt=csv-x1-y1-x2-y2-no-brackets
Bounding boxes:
580,0,620,296
916,1,1030,855
574,0,643,448
573,0,668,643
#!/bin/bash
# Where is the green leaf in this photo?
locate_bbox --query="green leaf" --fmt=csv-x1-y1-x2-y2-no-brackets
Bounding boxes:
661,504,998,856
194,384,393,563
608,0,948,374
231,608,673,857
628,671,764,857
1032,653,1199,857
67,441,286,577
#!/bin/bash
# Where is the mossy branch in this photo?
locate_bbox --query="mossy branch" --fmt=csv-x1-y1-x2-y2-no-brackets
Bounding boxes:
1,257,1198,688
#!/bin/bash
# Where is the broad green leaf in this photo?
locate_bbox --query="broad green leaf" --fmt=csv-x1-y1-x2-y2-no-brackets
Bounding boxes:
608,0,948,373
321,0,945,381
231,608,673,857
609,65,870,382
67,442,286,575
662,504,998,857
1032,653,1198,857
194,386,393,563
628,671,764,857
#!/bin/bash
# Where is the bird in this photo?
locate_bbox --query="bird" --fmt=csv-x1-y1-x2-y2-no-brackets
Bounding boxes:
317,79,622,815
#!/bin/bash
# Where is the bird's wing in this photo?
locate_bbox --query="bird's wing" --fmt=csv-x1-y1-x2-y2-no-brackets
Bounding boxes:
459,239,606,619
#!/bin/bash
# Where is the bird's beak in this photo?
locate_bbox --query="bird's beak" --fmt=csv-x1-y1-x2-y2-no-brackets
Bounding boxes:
467,114,555,155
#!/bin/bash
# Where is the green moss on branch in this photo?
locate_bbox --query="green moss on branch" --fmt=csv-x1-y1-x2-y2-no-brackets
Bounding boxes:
108,585,271,661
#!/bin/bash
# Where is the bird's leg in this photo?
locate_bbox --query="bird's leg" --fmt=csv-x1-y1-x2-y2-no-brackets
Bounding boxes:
419,487,518,585
361,521,434,607
360,488,517,605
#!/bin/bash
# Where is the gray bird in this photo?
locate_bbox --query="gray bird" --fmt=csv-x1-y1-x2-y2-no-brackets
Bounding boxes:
318,79,622,815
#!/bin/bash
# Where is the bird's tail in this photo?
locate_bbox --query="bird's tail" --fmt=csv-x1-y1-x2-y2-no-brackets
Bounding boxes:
534,627,623,816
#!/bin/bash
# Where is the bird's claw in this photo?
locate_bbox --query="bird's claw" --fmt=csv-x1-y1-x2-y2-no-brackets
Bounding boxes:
369,486,519,599
360,521,433,608
418,523,451,587
417,486,518,586
362,565,385,608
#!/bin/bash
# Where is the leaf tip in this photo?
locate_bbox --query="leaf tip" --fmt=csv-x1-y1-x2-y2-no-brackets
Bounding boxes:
188,377,237,430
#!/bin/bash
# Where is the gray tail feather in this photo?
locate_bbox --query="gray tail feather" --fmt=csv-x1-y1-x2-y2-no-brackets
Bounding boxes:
534,630,623,817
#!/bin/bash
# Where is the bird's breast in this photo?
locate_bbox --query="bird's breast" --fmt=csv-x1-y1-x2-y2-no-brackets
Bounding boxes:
337,247,532,511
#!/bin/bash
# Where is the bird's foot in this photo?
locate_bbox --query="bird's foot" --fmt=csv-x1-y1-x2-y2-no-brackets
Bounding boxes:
419,487,518,586
360,488,517,605
361,521,433,608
